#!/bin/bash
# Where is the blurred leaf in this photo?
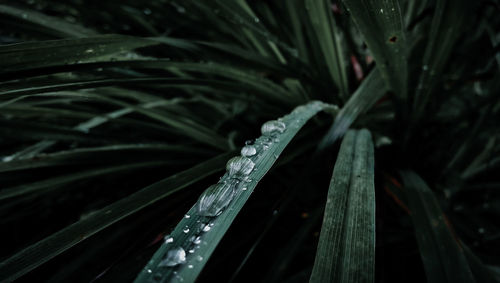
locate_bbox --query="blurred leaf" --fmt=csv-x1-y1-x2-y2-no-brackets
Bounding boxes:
319,68,387,148
400,170,476,283
0,35,158,74
0,5,96,38
0,152,232,282
413,0,470,117
305,0,349,99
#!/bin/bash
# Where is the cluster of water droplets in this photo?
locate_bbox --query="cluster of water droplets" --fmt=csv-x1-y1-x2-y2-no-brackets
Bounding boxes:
151,102,332,279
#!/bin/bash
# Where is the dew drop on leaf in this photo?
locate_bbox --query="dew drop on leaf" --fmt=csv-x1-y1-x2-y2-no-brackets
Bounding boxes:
261,120,286,136
226,156,255,176
197,181,238,217
158,247,186,267
240,145,257,157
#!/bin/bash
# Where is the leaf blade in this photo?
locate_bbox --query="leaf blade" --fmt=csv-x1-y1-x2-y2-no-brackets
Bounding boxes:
310,129,375,283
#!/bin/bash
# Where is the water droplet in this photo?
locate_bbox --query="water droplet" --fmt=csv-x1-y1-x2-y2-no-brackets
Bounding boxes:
202,224,211,232
158,247,186,267
147,269,152,273
196,255,204,261
193,236,201,245
254,17,260,23
197,181,238,217
183,227,190,233
240,145,257,157
185,214,191,219
242,187,247,191
85,48,94,54
226,156,255,176
261,120,286,136
188,249,195,254
380,8,384,13
164,236,174,243
188,265,194,269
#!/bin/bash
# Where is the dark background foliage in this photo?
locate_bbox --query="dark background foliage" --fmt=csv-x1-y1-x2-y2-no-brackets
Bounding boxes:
0,0,499,282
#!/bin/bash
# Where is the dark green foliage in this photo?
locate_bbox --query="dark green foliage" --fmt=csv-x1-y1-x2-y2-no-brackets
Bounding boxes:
0,0,499,282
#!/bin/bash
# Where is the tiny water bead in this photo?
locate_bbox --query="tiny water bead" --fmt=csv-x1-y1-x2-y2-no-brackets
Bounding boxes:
197,181,238,217
226,156,255,176
261,120,286,136
158,247,186,267
193,236,201,245
164,236,174,243
240,145,257,157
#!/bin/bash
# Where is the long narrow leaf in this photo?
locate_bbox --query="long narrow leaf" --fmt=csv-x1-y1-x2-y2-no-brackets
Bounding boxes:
0,152,233,282
310,129,375,283
319,68,387,148
134,100,336,283
305,0,349,99
400,170,476,283
342,0,407,101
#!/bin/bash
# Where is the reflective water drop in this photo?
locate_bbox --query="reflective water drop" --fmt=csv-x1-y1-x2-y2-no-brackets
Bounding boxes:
380,8,384,13
158,247,186,267
183,227,190,233
188,249,195,254
226,156,255,176
240,145,257,157
242,187,247,191
261,120,286,136
147,269,152,273
188,265,194,269
164,236,174,243
202,224,211,232
193,236,201,245
197,182,238,217
196,255,203,262
184,214,191,219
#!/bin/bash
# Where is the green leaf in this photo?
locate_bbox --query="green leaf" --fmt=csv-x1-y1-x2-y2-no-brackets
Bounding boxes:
305,0,349,99
319,68,387,148
134,100,337,283
0,161,169,201
0,152,233,282
413,0,470,117
400,170,476,283
0,35,158,74
342,0,407,101
310,129,375,283
0,5,96,38
0,144,202,173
